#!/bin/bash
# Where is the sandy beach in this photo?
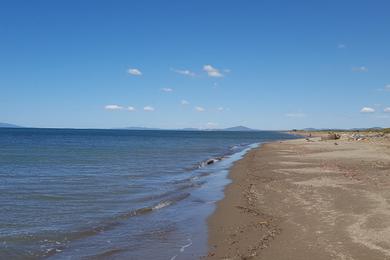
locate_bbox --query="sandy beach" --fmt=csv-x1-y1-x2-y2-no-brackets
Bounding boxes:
207,133,390,259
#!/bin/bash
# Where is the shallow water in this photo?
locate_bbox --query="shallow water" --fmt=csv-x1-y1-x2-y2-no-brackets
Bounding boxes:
0,128,296,259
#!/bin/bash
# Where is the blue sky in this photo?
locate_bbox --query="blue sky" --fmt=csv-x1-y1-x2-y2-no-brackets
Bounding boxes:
1,0,389,129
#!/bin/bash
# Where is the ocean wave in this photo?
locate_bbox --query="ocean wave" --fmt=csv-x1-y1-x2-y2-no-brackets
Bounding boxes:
196,143,252,168
170,238,193,260
133,179,202,204
1,193,191,259
180,143,252,171
198,156,224,168
63,193,190,243
229,143,249,150
118,193,190,219
86,247,127,259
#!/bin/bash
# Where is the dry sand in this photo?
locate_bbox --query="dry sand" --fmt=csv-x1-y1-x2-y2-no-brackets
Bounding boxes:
207,134,390,259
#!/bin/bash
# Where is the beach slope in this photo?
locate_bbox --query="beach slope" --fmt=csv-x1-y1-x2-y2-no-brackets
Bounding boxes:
208,135,390,259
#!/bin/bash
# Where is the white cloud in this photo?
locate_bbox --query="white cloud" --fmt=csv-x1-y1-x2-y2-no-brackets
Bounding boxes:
161,88,173,92
360,107,375,113
338,44,346,49
127,106,135,112
217,107,224,111
384,84,390,91
203,65,223,77
143,106,155,112
105,104,124,110
171,68,196,77
181,100,189,105
128,68,142,76
195,106,205,112
352,66,368,72
285,113,306,118
384,107,390,113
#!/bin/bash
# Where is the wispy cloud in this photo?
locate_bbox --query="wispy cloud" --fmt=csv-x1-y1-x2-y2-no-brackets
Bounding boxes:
181,100,189,105
360,107,375,113
352,66,368,73
161,88,173,92
338,43,346,49
128,68,142,76
203,65,223,77
376,84,390,92
217,107,224,112
105,104,124,110
195,106,205,112
171,68,196,77
143,106,155,112
206,122,218,128
384,107,390,113
105,105,136,111
285,113,306,118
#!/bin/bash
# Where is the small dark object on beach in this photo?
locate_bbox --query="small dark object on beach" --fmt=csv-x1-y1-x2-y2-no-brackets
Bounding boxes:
334,142,338,145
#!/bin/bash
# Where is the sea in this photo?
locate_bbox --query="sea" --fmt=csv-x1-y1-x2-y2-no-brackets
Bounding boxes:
0,128,296,259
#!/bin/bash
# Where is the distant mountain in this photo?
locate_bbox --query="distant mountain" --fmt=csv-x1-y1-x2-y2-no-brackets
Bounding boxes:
0,122,22,128
222,126,258,132
120,127,161,130
117,125,258,132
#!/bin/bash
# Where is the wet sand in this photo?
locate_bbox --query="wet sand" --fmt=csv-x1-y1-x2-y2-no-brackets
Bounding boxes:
207,134,390,259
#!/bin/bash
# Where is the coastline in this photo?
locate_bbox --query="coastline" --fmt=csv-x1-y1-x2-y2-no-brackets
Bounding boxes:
207,133,390,259
0,129,294,259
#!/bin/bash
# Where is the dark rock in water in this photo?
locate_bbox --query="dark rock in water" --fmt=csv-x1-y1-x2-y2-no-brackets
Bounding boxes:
205,157,223,165
206,160,214,165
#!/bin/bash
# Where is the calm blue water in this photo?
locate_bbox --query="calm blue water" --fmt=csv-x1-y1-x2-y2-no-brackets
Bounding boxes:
0,128,296,259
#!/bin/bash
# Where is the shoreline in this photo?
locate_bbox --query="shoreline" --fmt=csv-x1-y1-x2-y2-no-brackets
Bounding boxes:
207,133,390,259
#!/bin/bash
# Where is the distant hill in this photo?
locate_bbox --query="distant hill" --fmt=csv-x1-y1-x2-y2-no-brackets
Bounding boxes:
222,126,258,131
301,127,385,132
118,125,258,131
0,122,22,128
120,127,161,130
302,128,318,131
362,127,383,130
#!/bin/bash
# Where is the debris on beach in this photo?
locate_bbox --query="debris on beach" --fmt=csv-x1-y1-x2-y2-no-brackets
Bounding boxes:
321,133,341,141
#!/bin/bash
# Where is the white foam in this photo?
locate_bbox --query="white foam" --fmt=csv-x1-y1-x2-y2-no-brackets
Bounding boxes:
180,239,192,252
169,238,193,260
153,200,172,210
